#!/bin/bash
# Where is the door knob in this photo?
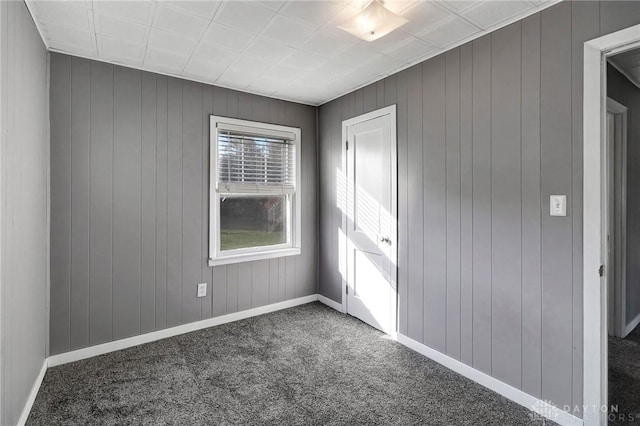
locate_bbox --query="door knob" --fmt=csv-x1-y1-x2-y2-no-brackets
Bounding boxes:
379,236,391,244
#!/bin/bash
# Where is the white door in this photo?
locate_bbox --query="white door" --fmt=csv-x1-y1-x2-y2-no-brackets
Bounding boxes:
343,106,397,335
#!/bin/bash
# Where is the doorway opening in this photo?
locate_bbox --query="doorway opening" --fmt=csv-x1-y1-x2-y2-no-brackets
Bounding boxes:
606,47,640,426
583,24,640,426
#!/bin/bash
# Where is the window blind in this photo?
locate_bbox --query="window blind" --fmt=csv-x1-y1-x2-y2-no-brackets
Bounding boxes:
217,130,296,194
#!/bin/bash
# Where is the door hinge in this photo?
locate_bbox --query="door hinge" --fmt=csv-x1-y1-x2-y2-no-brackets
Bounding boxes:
345,285,349,295
599,265,605,277
346,140,349,150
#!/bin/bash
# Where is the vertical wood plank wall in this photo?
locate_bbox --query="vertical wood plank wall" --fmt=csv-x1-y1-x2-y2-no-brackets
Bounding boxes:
318,0,640,415
0,2,49,425
49,53,318,355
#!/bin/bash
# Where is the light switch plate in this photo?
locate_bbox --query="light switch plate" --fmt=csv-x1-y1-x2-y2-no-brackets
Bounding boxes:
197,282,207,298
550,195,567,217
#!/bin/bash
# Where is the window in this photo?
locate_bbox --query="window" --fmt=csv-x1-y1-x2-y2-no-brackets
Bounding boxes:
209,116,301,266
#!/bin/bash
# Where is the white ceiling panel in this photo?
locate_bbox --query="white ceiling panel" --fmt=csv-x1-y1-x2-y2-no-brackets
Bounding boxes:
232,54,274,72
153,3,210,39
418,16,480,48
299,29,357,58
333,44,379,69
217,66,262,89
28,0,560,106
149,28,194,53
244,38,293,63
248,76,290,95
311,60,352,82
255,1,286,11
42,23,95,51
93,0,155,24
378,0,420,14
98,36,144,63
462,0,534,29
279,1,348,27
183,57,228,81
193,43,239,65
262,15,318,47
280,50,329,71
214,1,276,36
94,13,148,45
201,23,254,52
361,52,405,72
166,1,222,19
48,40,97,58
441,0,479,12
400,1,455,36
368,28,416,53
145,48,188,73
262,63,307,81
385,37,437,62
31,1,92,31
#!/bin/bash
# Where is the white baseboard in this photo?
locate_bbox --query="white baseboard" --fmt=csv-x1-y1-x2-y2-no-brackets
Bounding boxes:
318,294,344,313
48,295,318,367
16,359,47,426
396,334,583,426
624,312,640,337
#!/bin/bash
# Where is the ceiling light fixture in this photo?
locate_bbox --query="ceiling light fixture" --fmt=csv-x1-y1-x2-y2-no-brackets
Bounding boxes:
338,0,408,42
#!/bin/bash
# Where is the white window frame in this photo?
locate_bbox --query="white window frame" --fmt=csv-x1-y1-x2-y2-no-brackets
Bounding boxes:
208,115,301,267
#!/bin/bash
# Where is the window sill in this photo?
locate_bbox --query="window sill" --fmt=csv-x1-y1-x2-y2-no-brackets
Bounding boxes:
208,248,301,267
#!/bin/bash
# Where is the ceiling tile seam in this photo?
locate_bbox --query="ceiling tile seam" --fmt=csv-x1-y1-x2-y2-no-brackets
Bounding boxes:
141,2,160,70
419,0,482,33
92,4,151,28
433,0,470,20
434,2,484,33
209,13,280,85
91,3,100,60
460,0,540,31
177,1,226,76
140,2,159,69
148,5,212,71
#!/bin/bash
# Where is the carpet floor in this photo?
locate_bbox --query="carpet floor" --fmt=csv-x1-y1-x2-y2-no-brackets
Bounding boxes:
29,302,554,425
609,323,640,425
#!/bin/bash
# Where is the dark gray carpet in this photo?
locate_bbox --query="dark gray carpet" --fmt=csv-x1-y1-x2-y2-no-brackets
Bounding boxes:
626,324,640,346
29,302,554,425
609,323,640,425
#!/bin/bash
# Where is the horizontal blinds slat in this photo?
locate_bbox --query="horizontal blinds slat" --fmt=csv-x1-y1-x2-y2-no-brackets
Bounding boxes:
217,129,296,188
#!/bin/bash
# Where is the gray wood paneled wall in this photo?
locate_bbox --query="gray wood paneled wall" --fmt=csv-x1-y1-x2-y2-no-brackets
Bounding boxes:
318,0,640,416
49,53,317,355
608,64,640,328
0,2,49,425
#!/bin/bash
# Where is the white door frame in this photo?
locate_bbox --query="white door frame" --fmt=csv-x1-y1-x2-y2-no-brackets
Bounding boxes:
606,98,627,339
340,105,398,335
583,24,640,426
